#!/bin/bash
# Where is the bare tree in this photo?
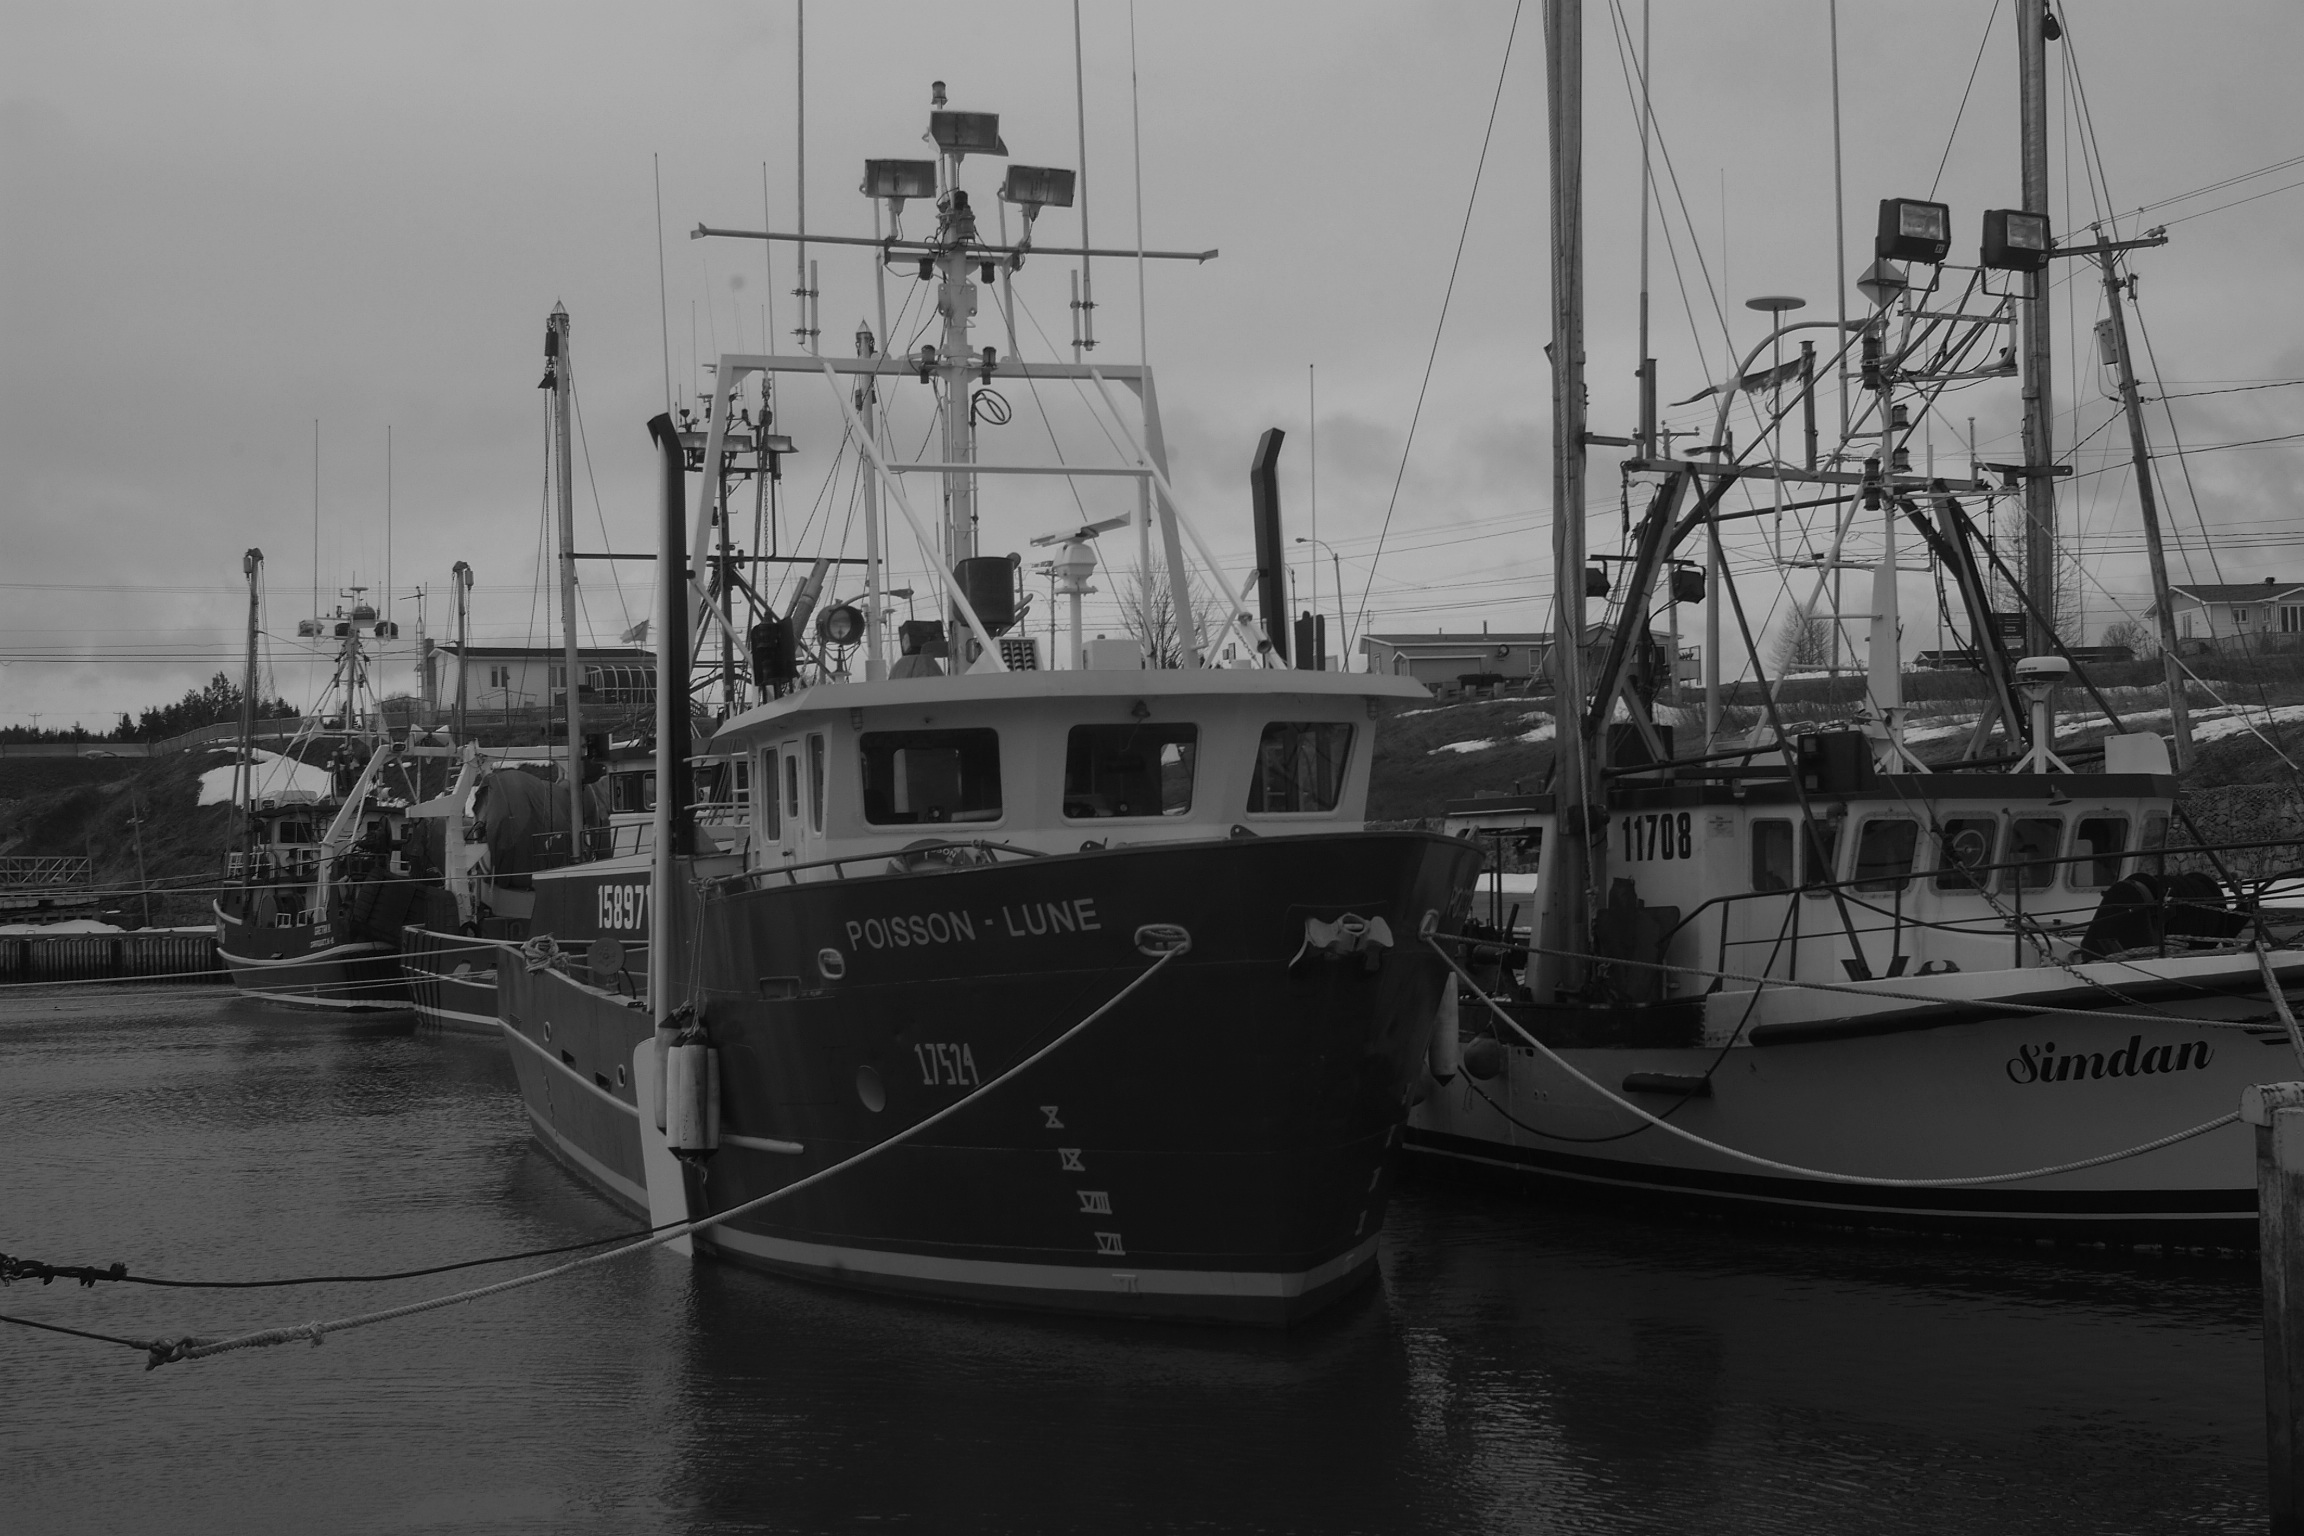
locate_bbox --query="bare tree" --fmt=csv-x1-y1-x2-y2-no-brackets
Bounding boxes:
1770,603,1835,675
2101,618,2159,659
1116,569,1218,669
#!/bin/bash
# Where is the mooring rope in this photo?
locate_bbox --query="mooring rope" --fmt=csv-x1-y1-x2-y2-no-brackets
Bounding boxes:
1426,935,2242,1188
88,935,1187,1370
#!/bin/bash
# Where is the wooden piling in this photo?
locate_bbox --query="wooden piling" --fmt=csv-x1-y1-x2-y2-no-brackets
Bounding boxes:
2246,1080,2304,1533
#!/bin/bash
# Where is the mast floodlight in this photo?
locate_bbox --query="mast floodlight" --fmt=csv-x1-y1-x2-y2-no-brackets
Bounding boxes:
1001,164,1075,214
928,110,1006,159
1856,258,1909,309
1875,197,1952,263
862,159,937,210
1744,294,1807,313
1980,209,2052,272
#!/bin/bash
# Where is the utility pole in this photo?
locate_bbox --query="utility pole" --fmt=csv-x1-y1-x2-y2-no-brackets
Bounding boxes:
2097,252,2194,769
2017,0,2059,656
128,785,152,930
547,304,585,848
237,548,263,839
1546,0,1591,994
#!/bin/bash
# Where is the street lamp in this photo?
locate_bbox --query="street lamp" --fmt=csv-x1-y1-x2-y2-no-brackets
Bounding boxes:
1294,536,1344,670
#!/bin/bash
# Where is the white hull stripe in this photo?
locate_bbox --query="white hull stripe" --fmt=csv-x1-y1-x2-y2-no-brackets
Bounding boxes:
705,1223,1380,1301
217,941,396,969
522,1103,648,1211
1409,1141,2244,1224
413,1001,502,1028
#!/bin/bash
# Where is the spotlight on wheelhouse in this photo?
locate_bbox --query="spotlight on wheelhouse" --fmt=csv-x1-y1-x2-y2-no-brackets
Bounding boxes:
1981,209,2052,272
1875,197,1952,263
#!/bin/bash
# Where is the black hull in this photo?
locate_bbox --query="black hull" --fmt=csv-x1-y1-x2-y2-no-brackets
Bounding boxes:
213,901,410,1010
501,830,1480,1325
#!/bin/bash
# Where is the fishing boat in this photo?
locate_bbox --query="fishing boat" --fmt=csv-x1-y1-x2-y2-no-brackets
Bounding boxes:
496,80,1480,1323
1403,0,2304,1242
212,556,420,1010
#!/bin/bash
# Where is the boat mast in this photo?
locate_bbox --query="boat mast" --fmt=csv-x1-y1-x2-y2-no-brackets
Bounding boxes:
451,560,472,742
547,303,585,848
238,547,262,855
2016,0,2058,655
2095,249,2194,768
1546,0,1592,992
932,89,983,666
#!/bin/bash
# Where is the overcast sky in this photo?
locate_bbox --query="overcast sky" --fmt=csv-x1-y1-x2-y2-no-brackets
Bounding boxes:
6,1,2301,726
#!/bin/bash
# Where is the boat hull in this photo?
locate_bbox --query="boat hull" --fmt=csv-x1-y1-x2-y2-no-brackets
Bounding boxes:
499,830,1481,1324
1407,953,2299,1242
398,921,505,1034
212,901,410,1010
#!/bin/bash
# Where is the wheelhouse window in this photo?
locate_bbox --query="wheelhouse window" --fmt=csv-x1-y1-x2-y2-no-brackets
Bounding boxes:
1853,818,1918,892
808,735,826,832
860,729,1002,825
2069,816,2130,889
1246,722,1352,814
2138,811,2171,878
1751,819,1793,892
1063,724,1198,818
757,751,779,838
2006,817,2063,891
609,769,656,815
1800,819,1841,896
1933,816,1997,891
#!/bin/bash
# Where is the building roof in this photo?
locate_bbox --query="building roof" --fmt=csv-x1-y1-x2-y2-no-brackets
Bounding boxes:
2171,583,2304,604
442,644,654,660
1362,632,1553,649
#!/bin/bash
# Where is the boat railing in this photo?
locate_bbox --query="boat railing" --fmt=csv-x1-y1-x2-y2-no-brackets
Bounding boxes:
712,838,1048,894
1657,832,2304,987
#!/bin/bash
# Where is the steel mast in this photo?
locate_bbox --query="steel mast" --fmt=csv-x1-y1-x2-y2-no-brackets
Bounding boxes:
1546,0,1592,994
547,303,585,847
2016,0,2058,654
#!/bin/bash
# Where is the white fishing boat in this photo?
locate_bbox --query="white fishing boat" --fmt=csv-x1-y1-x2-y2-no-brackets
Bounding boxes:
1404,0,2304,1241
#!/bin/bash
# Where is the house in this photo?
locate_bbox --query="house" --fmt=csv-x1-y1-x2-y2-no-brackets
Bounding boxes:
1359,631,1553,687
424,644,655,713
2168,579,2304,646
1359,626,1697,693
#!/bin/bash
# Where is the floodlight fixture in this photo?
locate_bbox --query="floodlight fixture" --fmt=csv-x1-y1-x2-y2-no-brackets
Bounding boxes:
1980,208,2052,273
1001,164,1075,213
862,159,936,210
1856,258,1909,310
1875,197,1952,263
928,110,1006,159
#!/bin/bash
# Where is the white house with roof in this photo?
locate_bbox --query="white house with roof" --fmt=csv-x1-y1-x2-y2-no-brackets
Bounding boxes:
423,643,656,713
2169,578,2304,645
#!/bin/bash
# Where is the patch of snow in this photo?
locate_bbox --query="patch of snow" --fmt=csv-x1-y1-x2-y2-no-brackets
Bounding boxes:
197,748,336,808
0,920,125,935
1515,724,1557,745
2188,703,2304,744
1431,739,1499,755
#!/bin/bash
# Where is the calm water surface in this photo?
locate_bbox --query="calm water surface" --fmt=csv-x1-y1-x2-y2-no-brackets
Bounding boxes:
1,991,2269,1533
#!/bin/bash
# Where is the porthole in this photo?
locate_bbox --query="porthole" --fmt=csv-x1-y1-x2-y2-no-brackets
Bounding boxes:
616,1064,628,1088
856,1064,887,1113
542,1021,552,1042
817,947,847,982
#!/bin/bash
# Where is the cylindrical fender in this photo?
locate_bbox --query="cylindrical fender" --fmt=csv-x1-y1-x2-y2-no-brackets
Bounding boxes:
1427,976,1462,1084
665,1041,719,1154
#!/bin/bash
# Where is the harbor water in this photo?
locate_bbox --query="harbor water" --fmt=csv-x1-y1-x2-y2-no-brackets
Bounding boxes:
3,990,2269,1533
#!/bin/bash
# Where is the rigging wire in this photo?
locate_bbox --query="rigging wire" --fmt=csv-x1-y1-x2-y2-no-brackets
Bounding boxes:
1350,0,1522,653
1927,1,2001,200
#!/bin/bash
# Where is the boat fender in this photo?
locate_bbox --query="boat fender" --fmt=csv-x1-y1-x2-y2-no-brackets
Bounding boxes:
664,1025,720,1160
651,1004,695,1133
1428,976,1463,1084
1405,1074,1434,1108
1461,1036,1506,1082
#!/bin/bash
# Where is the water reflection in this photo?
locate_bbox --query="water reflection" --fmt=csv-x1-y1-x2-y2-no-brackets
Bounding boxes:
0,995,2268,1535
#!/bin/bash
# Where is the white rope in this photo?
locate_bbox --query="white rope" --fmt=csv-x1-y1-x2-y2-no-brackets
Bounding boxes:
1427,936,2241,1189
144,939,1188,1368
